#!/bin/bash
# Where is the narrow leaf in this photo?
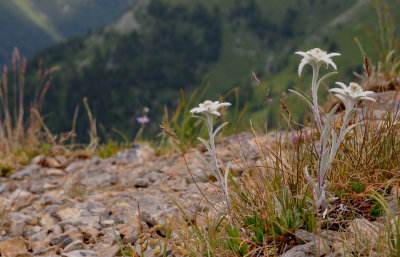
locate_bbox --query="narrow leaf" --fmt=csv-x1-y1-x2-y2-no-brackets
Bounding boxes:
317,72,338,87
197,137,212,153
193,154,214,172
213,122,229,138
289,89,313,109
224,162,231,197
322,104,339,137
343,123,360,137
191,115,211,131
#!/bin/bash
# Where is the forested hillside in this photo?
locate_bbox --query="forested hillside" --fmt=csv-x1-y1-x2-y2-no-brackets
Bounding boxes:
25,0,400,140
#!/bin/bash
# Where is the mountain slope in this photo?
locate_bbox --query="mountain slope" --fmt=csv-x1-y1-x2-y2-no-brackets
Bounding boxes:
0,0,135,65
26,0,400,140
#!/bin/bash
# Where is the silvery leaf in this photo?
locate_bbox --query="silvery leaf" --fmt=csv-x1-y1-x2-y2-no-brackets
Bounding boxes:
343,123,360,137
326,104,339,124
322,103,338,137
224,162,231,196
213,122,229,138
193,154,214,172
317,72,338,88
197,137,212,153
346,108,358,121
289,89,313,109
192,115,212,131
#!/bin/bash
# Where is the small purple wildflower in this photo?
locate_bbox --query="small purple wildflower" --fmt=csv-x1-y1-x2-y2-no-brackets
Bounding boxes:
137,116,149,124
291,135,304,146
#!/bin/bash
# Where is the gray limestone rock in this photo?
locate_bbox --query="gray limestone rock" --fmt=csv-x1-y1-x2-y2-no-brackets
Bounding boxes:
295,229,315,244
65,160,89,173
96,245,119,257
110,144,154,165
8,213,31,237
10,218,25,237
10,165,40,179
50,233,74,248
30,229,49,242
80,226,98,244
135,198,162,214
61,250,97,257
58,216,100,230
63,240,85,252
40,194,63,205
0,183,8,193
120,225,140,245
280,238,331,257
100,227,120,245
134,177,149,188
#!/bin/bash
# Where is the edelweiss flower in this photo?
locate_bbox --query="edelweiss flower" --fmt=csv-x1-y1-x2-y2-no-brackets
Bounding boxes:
329,82,375,109
295,48,341,76
190,100,231,116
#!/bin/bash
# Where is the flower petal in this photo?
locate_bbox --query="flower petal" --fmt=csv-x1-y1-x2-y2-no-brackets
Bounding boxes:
190,107,199,113
218,102,231,108
335,82,347,89
298,59,308,77
360,96,376,102
334,94,348,105
325,53,341,58
295,51,307,58
363,90,375,96
329,88,346,95
323,59,337,70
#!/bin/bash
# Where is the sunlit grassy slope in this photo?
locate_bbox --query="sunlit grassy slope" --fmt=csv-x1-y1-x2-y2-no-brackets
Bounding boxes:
0,0,134,65
14,0,63,41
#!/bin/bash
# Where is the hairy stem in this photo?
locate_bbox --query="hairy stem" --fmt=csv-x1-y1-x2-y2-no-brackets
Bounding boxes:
323,104,355,181
207,114,231,212
312,65,322,133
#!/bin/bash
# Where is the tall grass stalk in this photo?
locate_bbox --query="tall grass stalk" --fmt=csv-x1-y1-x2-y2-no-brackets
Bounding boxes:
0,49,58,169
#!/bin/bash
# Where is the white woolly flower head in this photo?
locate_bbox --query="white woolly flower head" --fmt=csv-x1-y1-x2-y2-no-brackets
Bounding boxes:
190,100,231,116
295,48,341,76
329,82,375,109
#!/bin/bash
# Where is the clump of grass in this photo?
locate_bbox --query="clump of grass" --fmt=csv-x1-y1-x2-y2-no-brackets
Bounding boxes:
167,126,320,256
0,48,61,170
96,140,128,159
82,97,99,152
354,0,400,92
328,92,400,190
0,164,13,177
168,43,400,257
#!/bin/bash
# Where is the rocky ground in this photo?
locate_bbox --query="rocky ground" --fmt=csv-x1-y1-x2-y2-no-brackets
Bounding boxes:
0,90,399,257
0,129,274,257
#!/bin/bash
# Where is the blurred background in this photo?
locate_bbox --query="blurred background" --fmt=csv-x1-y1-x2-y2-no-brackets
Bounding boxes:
0,0,399,142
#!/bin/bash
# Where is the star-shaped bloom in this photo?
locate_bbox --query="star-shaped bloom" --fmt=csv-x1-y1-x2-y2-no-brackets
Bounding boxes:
137,116,149,124
329,82,375,109
295,48,341,76
190,100,231,116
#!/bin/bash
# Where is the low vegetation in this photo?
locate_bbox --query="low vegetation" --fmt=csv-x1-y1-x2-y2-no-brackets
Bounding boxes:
158,42,399,255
